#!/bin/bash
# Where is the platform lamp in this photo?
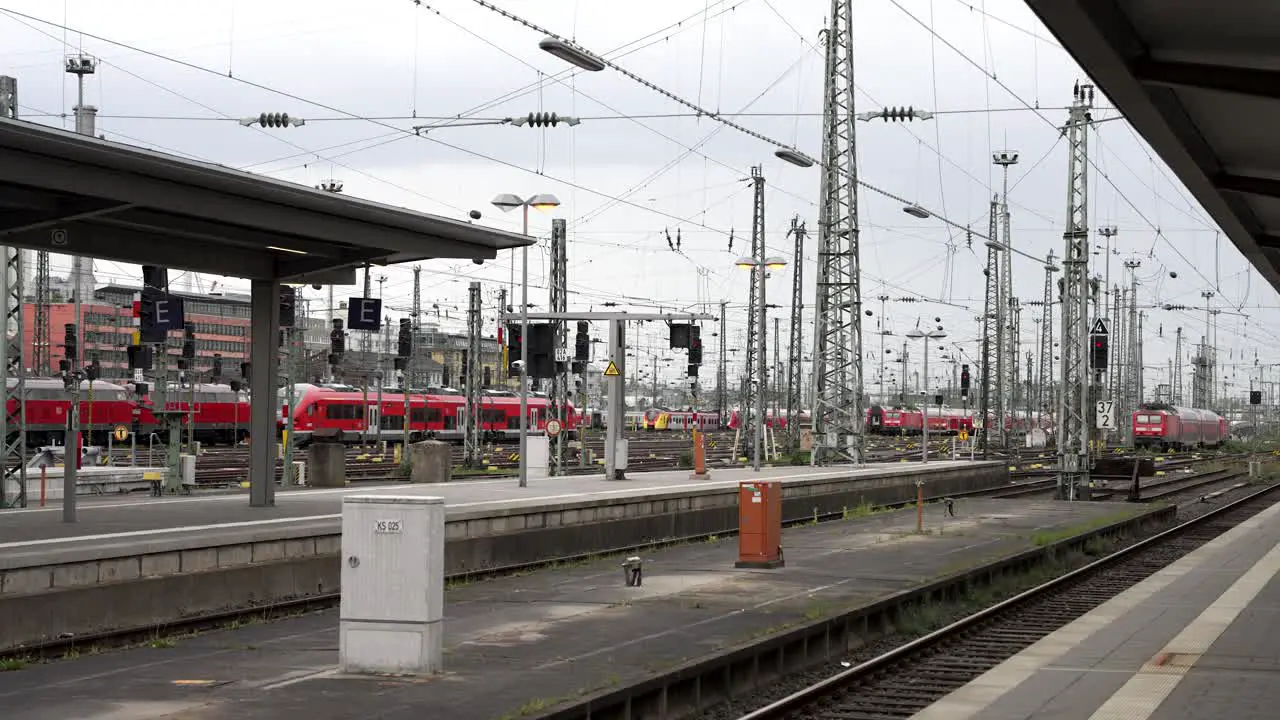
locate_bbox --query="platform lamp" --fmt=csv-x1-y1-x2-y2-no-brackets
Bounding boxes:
905,327,947,463
491,192,561,489
735,254,788,471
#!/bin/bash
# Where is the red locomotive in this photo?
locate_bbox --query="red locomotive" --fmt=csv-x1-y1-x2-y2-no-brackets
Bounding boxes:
866,406,927,435
1132,404,1229,450
5,378,252,446
281,384,579,445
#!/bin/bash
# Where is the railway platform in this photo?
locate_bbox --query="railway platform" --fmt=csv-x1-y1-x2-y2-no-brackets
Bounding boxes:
0,497,1162,720
0,460,989,551
913,493,1280,720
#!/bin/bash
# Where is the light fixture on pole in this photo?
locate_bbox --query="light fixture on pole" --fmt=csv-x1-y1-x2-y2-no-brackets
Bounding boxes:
538,37,607,72
492,192,562,489
905,327,947,464
774,147,816,168
736,254,788,471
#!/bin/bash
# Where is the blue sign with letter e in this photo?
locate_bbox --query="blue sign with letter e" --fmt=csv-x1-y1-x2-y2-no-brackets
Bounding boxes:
347,297,382,331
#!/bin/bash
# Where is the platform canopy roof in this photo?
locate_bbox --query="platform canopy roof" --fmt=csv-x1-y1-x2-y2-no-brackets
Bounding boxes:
1026,0,1280,293
0,116,532,285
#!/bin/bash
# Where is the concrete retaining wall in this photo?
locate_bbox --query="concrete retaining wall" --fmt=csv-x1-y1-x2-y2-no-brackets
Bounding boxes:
0,462,1006,652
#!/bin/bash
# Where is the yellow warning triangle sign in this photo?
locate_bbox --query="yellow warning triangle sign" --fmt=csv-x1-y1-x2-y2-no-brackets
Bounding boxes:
604,360,621,377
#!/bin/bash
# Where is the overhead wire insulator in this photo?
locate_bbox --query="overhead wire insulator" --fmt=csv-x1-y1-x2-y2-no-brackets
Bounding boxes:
257,112,295,128
525,111,560,127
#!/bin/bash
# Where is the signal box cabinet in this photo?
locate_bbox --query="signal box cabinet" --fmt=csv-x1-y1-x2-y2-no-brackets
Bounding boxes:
735,481,785,569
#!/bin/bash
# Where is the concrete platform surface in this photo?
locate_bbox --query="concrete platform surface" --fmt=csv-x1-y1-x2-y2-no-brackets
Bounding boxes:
0,460,993,549
912,493,1280,720
0,497,1149,720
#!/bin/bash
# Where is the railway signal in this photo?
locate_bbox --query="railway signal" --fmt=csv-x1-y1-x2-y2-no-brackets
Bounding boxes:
505,323,523,377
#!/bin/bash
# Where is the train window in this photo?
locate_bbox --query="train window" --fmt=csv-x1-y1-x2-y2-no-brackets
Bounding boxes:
410,408,427,423
382,415,404,430
427,408,442,423
325,403,362,420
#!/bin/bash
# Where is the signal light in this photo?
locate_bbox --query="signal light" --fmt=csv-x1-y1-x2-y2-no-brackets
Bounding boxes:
1090,334,1109,371
574,320,590,362
279,286,296,328
63,323,78,365
212,353,223,378
505,323,524,377
330,318,345,355
669,323,691,349
240,361,251,382
527,323,556,379
960,364,970,397
689,327,703,365
127,344,153,371
182,322,196,359
397,318,413,358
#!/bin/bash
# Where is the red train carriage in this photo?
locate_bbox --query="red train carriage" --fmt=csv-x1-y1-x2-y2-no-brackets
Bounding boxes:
1132,404,1228,450
133,383,251,444
282,385,579,445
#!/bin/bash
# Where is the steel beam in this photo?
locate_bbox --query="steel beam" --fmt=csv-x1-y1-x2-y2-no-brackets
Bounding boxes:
249,279,281,507
1133,57,1280,101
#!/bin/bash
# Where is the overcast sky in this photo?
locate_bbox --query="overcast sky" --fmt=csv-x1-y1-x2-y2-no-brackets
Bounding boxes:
2,0,1275,403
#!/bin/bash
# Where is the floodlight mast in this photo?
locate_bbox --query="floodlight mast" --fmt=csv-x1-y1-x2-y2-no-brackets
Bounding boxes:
811,0,866,466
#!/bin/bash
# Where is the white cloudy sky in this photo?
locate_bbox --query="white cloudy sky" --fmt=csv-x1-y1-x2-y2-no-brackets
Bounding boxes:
2,0,1276,402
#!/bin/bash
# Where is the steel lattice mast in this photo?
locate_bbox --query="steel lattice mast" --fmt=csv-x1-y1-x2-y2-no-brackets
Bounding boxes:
743,166,765,457
549,218,569,475
979,200,1000,458
993,152,1019,444
1123,259,1141,443
411,265,422,386
1058,82,1094,500
785,216,806,449
811,0,865,464
1173,327,1183,405
1039,251,1058,417
0,74,28,509
33,250,50,377
464,281,482,467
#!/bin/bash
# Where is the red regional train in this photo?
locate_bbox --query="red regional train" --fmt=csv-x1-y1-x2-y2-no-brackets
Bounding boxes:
725,409,802,431
866,406,1049,436
280,384,580,445
5,378,251,446
1132,404,1229,450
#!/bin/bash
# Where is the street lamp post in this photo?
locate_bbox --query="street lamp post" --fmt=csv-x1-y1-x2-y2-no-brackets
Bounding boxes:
736,254,787,471
906,328,947,464
492,193,561,488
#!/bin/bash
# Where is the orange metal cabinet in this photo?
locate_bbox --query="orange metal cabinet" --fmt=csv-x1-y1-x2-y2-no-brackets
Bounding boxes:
735,481,784,569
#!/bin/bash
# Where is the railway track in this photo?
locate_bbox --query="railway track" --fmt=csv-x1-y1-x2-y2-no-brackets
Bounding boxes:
730,481,1280,720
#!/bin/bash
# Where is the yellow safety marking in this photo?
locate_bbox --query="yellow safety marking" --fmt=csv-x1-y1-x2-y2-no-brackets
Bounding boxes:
143,471,162,481
604,360,621,377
